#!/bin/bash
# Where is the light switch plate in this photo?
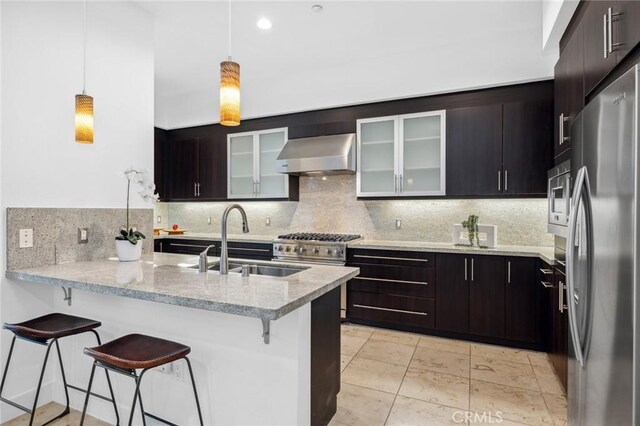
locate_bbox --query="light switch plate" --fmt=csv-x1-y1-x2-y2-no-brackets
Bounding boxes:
78,228,89,244
265,217,271,226
395,219,402,229
156,215,162,224
19,229,33,248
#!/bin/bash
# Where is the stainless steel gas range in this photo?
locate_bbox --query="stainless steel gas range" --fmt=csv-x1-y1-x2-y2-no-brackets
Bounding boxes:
272,233,361,318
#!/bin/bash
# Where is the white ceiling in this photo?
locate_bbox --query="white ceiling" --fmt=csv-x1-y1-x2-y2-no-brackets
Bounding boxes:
140,1,558,129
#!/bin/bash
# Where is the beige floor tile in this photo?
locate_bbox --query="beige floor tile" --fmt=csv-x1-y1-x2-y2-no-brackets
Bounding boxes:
385,395,466,426
470,343,531,365
410,346,470,378
418,335,470,355
542,393,568,426
370,329,420,346
527,351,553,368
341,357,407,394
470,380,553,425
342,324,376,339
470,356,539,391
399,368,470,410
342,334,369,356
357,339,416,367
3,402,109,426
533,364,565,396
342,354,354,372
329,383,395,426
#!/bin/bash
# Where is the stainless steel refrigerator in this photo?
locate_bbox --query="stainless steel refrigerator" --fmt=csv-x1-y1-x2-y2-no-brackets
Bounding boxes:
567,64,638,425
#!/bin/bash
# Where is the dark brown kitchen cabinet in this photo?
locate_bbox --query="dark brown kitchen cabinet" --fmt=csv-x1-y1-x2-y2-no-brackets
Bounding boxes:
554,17,584,160
154,127,168,200
435,254,469,333
502,100,554,195
505,257,538,343
468,256,506,339
346,249,435,330
583,1,618,95
550,267,568,391
446,105,503,197
615,1,640,62
164,136,226,201
539,261,556,352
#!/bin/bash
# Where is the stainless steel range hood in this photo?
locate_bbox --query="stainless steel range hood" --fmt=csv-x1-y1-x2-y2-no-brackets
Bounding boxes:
276,134,356,175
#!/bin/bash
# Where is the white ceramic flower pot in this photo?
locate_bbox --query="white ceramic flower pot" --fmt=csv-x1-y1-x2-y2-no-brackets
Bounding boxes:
115,239,143,262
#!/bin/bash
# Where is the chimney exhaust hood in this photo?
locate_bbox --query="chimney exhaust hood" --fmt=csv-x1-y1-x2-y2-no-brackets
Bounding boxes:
275,133,356,175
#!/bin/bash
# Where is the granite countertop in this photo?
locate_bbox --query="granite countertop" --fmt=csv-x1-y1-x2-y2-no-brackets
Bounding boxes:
5,253,359,320
347,240,555,265
154,232,274,244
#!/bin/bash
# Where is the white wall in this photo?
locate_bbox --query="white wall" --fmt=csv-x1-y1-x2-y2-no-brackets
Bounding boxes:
0,1,154,422
542,0,580,51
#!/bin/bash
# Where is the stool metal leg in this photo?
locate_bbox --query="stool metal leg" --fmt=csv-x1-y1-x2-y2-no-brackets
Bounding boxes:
53,340,71,418
0,336,17,403
128,369,148,426
91,330,120,426
184,357,204,426
28,339,55,426
79,361,97,426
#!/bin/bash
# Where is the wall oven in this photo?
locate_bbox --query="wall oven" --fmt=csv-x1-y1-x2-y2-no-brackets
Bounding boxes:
548,160,571,237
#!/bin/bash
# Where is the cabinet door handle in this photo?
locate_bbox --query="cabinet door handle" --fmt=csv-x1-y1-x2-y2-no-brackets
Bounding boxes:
352,254,429,263
559,114,564,145
394,174,398,192
541,281,554,288
504,170,508,192
471,258,474,282
559,280,565,313
194,183,198,197
400,174,403,192
607,8,623,54
197,183,201,197
352,276,429,286
604,13,609,58
464,258,468,281
540,268,553,275
498,171,501,191
507,261,511,284
352,304,428,316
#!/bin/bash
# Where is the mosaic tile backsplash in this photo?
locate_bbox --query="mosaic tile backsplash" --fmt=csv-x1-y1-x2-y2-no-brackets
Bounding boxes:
6,208,154,269
156,175,552,247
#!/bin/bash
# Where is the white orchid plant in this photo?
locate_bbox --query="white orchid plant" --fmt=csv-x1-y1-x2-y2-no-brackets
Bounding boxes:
117,167,159,245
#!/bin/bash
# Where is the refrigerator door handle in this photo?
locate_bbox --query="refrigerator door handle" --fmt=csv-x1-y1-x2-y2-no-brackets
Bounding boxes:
566,166,593,368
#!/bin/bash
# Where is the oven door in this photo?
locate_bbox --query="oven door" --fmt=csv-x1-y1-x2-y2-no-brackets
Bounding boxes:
548,171,571,236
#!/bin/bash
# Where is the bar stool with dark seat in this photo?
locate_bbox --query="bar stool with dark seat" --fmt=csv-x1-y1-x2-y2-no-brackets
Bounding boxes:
80,333,204,426
0,313,119,426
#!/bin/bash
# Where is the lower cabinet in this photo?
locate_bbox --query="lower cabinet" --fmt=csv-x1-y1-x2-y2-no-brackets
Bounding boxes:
346,249,435,330
349,249,542,349
550,267,568,390
154,238,273,260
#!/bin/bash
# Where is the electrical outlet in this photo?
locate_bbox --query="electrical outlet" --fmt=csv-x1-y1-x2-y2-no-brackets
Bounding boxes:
207,217,212,225
78,228,89,244
265,217,271,226
156,215,162,224
395,219,402,230
19,229,33,248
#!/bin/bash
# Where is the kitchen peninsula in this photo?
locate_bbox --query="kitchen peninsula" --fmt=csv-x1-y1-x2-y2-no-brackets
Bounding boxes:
6,253,359,425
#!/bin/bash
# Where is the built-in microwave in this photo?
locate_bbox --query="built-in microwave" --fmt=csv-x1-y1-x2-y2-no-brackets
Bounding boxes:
547,160,571,237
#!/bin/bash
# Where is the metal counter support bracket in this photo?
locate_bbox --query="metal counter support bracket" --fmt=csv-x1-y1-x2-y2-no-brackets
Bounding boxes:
261,319,270,344
62,287,72,306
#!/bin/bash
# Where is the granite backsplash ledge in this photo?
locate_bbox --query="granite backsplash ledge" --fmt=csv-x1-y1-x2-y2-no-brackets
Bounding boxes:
156,175,553,247
6,208,154,270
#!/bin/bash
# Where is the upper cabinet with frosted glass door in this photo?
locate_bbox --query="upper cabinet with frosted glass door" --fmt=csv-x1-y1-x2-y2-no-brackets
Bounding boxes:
357,111,446,197
227,128,289,199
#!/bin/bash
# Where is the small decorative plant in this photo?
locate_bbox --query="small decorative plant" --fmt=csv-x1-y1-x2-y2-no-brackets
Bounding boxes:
462,214,480,247
116,167,158,246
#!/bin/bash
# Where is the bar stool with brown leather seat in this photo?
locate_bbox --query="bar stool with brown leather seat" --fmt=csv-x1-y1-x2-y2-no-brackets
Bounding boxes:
80,333,204,426
0,313,119,426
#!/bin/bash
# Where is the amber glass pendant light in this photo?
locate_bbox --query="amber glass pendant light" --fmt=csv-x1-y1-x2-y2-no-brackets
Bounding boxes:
220,0,240,126
75,0,93,143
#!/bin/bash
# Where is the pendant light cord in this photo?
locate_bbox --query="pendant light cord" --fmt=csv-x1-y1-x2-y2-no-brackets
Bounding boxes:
82,0,87,94
227,0,232,60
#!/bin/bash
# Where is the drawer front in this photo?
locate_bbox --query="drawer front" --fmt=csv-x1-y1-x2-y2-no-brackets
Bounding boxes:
348,248,434,268
223,241,273,260
163,239,216,255
354,263,432,285
348,269,435,299
348,292,435,329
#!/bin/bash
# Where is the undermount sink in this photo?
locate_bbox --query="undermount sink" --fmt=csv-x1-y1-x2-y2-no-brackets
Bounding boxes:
190,262,308,277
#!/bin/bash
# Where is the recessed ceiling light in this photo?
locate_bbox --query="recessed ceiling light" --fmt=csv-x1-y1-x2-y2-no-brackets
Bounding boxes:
311,4,323,13
256,17,272,30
